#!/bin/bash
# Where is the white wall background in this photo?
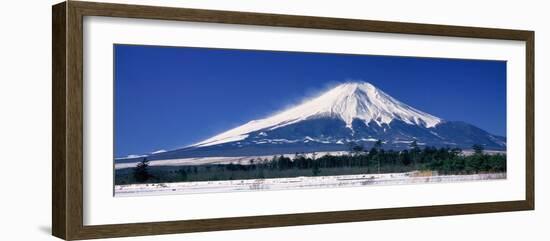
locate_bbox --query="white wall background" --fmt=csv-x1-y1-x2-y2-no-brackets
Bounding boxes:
0,0,547,240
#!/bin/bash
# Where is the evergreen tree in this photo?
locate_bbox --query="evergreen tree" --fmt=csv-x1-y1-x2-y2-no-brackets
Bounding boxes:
400,149,412,166
176,168,188,181
133,158,152,183
257,168,265,179
410,140,421,167
472,144,484,155
312,160,321,176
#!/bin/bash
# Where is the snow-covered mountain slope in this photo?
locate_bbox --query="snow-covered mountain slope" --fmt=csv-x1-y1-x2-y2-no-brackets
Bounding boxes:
193,82,442,148
116,81,505,162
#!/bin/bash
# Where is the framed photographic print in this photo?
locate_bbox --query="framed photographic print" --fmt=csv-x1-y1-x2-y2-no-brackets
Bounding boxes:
52,1,534,240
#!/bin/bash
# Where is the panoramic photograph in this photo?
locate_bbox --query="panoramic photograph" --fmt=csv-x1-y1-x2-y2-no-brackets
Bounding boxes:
113,45,507,196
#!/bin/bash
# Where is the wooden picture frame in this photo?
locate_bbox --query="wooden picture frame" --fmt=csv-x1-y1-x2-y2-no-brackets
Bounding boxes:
52,1,534,240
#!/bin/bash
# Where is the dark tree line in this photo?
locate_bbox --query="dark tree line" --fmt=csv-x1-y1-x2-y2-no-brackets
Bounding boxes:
233,142,505,175
125,142,506,184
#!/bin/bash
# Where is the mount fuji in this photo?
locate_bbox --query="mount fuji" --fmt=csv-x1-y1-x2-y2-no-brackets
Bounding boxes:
117,82,505,162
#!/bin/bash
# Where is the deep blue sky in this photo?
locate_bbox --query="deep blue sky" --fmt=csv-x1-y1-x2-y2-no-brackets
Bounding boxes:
114,44,506,157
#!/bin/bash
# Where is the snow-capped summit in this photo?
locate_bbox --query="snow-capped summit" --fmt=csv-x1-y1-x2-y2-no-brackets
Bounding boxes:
194,81,441,147
309,82,441,128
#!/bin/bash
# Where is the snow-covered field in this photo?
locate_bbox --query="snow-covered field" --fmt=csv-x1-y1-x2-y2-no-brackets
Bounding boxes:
114,172,506,197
